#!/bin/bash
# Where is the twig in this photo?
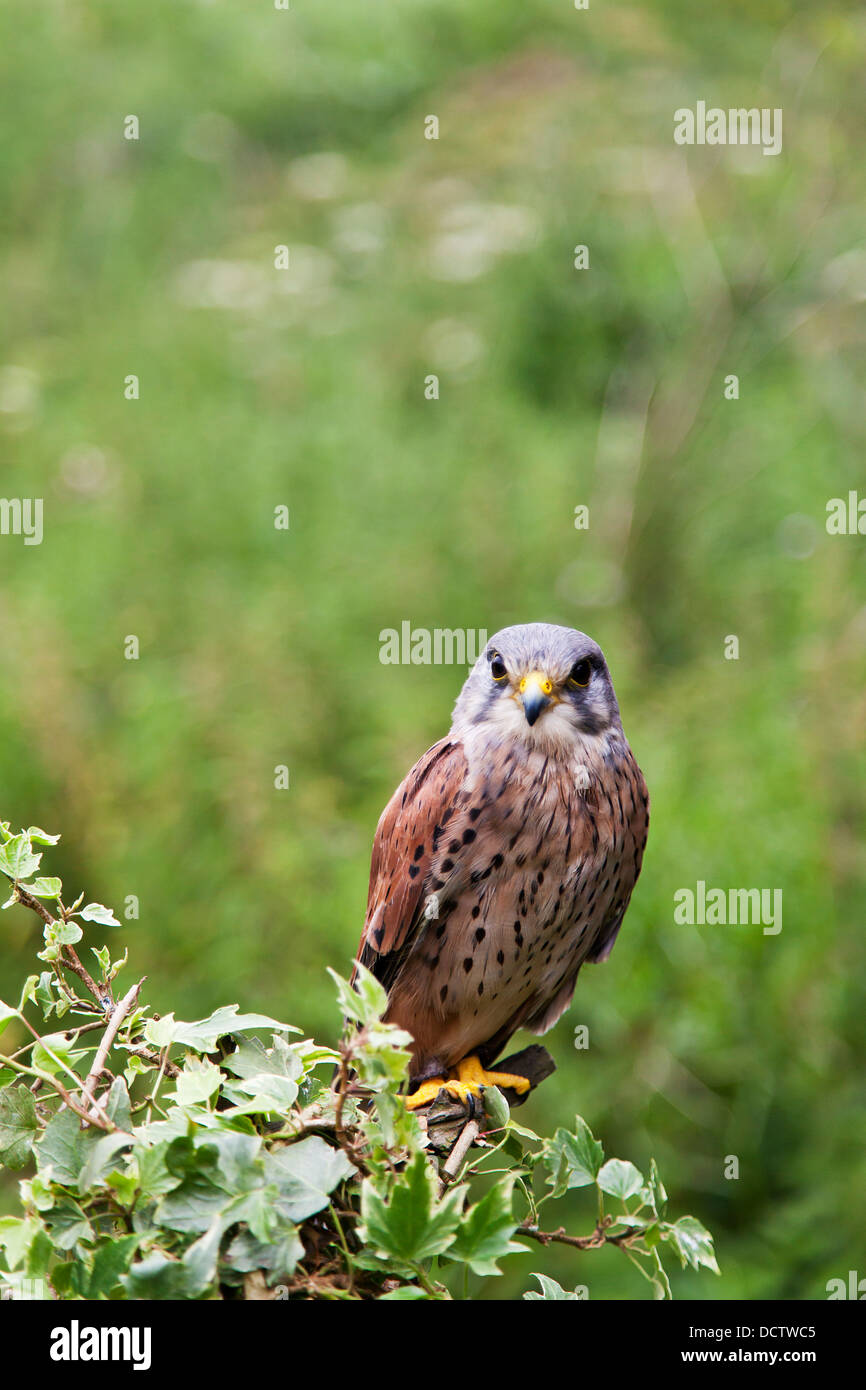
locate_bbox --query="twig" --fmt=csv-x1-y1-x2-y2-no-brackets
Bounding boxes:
518,1221,641,1252
11,881,112,1009
442,1119,479,1183
124,1044,180,1078
81,979,145,1118
60,946,111,1010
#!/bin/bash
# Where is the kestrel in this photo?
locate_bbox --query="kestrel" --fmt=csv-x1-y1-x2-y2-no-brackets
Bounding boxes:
355,623,649,1107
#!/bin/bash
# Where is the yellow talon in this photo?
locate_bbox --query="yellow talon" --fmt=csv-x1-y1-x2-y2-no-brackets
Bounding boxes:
404,1079,448,1110
404,1056,531,1109
455,1055,531,1095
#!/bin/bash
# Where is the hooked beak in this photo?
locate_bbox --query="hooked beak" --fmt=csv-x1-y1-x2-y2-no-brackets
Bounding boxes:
518,670,554,726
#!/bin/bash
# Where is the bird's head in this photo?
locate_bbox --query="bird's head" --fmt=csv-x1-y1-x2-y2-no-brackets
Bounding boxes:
451,623,622,753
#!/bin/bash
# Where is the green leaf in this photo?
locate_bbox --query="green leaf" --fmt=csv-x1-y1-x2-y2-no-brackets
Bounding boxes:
27,827,60,845
105,1076,132,1131
524,1272,584,1300
31,1031,87,1077
25,1224,53,1278
221,1073,299,1114
78,902,121,927
328,962,387,1026
664,1216,720,1275
91,944,111,976
143,1004,299,1053
106,1165,140,1208
78,1132,134,1191
172,1057,223,1106
545,1117,605,1194
36,1107,87,1186
482,1085,510,1129
597,1158,644,1201
379,1285,429,1300
134,1140,178,1199
0,834,41,881
181,1218,224,1297
0,999,19,1039
0,1085,39,1169
226,1223,304,1279
0,1215,39,1270
265,1136,354,1221
25,878,62,899
123,1250,196,1300
38,919,83,962
224,1034,303,1082
86,1235,139,1298
18,975,40,1010
157,1141,232,1234
45,1198,92,1251
446,1176,527,1276
646,1157,668,1217
360,1150,463,1265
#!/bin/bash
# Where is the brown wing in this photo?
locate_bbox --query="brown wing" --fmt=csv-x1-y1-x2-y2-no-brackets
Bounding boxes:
585,754,649,964
354,738,468,995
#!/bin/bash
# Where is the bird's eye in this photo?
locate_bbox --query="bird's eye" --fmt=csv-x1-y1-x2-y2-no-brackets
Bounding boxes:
568,659,592,688
490,653,508,681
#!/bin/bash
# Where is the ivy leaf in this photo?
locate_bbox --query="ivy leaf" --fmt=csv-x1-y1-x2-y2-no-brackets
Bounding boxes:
221,1073,299,1114
646,1157,668,1217
265,1136,354,1222
360,1150,463,1265
0,834,41,881
0,999,20,1039
123,1250,197,1300
446,1175,527,1276
0,1085,38,1169
597,1158,644,1201
0,1215,40,1270
157,1141,232,1234
134,1141,178,1199
27,828,60,845
143,1005,299,1053
31,1032,87,1077
78,1132,134,1192
44,1198,92,1251
36,1107,87,1186
663,1216,720,1275
78,902,121,926
181,1218,225,1297
328,962,387,1026
38,919,83,963
86,1234,139,1298
226,1223,304,1279
544,1116,605,1194
172,1057,223,1106
524,1273,585,1300
25,878,62,900
224,1034,303,1083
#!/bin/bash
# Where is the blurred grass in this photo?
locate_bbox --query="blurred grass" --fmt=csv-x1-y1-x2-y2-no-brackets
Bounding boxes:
1,0,865,1298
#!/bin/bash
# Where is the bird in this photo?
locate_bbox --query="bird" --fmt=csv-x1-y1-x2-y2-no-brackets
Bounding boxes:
354,622,649,1108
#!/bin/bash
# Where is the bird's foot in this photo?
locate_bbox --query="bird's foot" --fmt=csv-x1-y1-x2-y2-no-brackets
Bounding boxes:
453,1054,531,1096
404,1079,450,1110
404,1055,531,1109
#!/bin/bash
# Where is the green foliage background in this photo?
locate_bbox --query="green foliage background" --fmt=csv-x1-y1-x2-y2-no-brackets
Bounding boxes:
1,0,864,1298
